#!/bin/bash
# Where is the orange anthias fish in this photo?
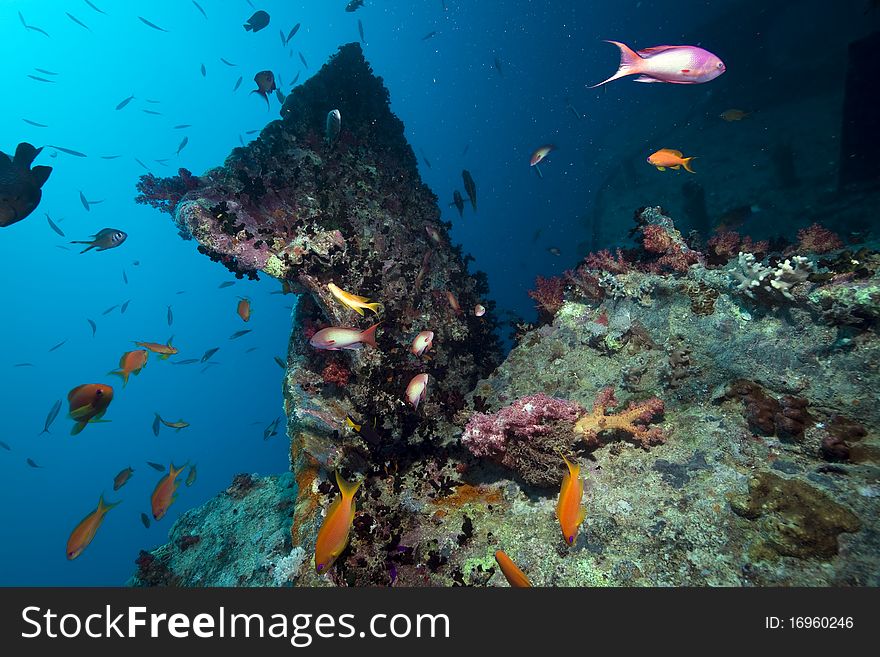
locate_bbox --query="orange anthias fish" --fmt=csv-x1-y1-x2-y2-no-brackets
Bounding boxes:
647,148,696,173
556,455,587,546
315,471,361,574
151,463,186,521
237,297,251,322
66,494,120,560
68,383,114,435
135,338,177,359
327,283,383,316
494,550,532,587
110,349,148,387
113,466,134,491
446,290,462,314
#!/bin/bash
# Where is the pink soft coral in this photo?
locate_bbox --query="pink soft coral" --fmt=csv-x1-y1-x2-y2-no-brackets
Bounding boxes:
584,248,631,274
528,275,565,317
135,168,200,215
797,223,842,254
462,393,582,458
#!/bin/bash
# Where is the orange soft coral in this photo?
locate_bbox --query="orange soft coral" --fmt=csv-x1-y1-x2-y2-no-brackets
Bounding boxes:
574,387,665,449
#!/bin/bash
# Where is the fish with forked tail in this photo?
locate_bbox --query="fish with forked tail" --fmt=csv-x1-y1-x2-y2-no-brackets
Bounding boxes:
590,41,725,88
71,228,127,253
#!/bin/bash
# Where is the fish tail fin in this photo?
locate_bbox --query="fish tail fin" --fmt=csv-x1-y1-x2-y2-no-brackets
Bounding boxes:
243,23,252,31
109,369,129,387
335,470,362,501
38,428,49,436
170,462,187,477
683,157,696,173
360,322,381,348
589,40,643,88
364,302,384,315
98,494,122,514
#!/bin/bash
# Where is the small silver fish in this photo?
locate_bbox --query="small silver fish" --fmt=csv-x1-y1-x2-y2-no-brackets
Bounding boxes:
46,213,64,236
39,399,62,435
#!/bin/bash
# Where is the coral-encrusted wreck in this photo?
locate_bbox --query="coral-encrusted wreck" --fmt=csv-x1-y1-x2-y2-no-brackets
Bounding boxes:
131,45,880,589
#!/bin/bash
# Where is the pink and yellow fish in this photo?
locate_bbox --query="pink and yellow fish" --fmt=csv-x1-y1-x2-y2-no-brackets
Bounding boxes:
309,323,380,351
315,471,361,574
591,41,725,88
411,330,434,356
406,373,429,409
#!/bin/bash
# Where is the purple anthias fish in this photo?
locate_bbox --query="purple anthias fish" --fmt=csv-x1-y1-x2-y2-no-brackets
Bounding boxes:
309,323,380,351
590,41,725,87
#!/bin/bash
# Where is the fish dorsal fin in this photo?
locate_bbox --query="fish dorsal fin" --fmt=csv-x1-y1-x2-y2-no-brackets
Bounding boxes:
30,165,52,187
637,45,679,57
668,149,683,157
13,142,40,169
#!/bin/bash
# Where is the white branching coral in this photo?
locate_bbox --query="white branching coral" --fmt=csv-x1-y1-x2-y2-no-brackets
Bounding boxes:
730,252,813,300
730,252,769,298
768,256,812,300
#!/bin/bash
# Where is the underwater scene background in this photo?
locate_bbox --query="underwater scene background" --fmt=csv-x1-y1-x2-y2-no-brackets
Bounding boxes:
2,0,879,587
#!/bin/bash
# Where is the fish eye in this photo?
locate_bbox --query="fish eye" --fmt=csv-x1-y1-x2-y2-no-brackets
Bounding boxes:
568,535,573,544
317,563,324,572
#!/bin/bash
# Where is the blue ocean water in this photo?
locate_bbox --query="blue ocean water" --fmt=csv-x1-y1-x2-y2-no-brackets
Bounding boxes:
1,0,875,585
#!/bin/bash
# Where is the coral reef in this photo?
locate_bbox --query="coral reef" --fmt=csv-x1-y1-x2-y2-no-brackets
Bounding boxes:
131,46,880,589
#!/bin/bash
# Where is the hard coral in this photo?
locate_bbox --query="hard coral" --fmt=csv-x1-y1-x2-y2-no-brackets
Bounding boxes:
797,222,843,254
574,387,665,449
